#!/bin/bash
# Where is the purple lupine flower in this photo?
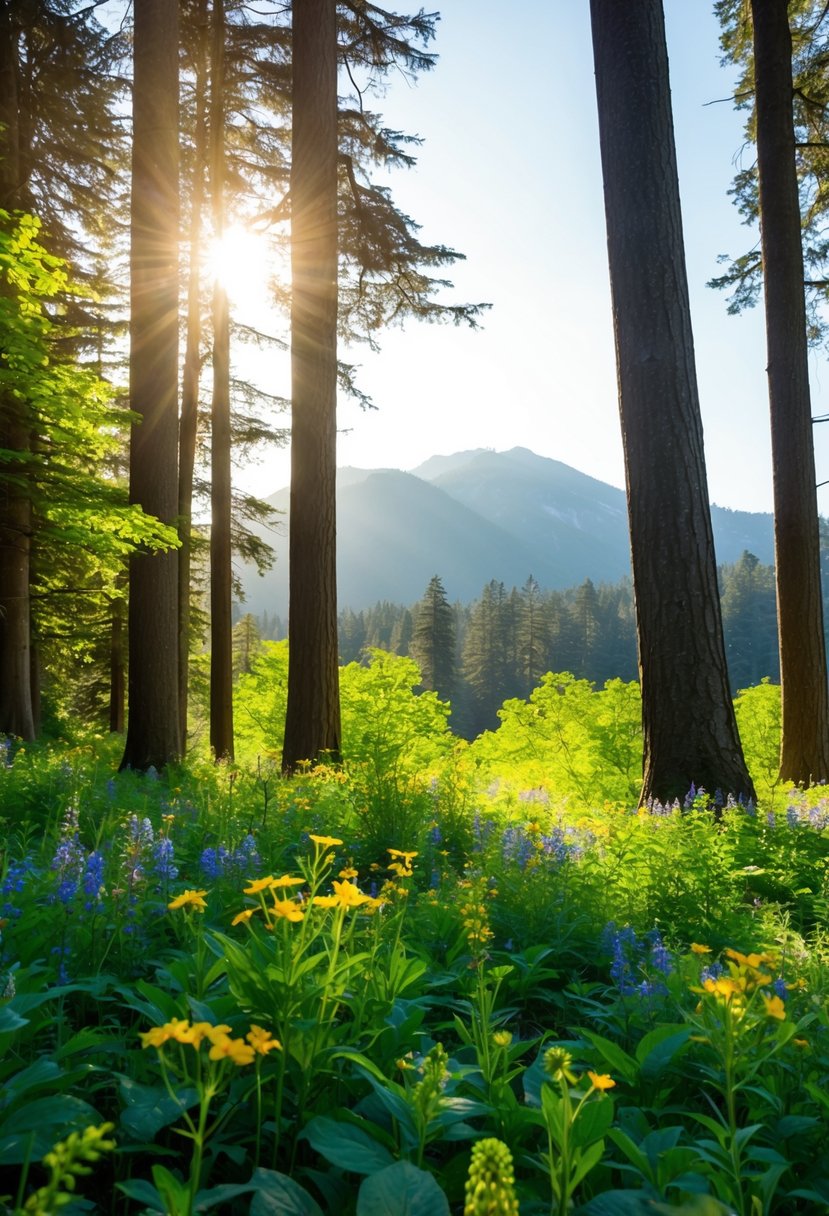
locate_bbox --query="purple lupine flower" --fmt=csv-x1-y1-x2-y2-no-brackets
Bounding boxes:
1,858,32,918
82,851,106,910
786,805,799,829
648,931,673,976
773,976,788,1000
51,828,86,906
200,846,229,881
700,962,725,984
151,837,178,885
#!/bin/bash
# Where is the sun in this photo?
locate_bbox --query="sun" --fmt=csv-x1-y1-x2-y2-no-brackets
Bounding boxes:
205,224,273,311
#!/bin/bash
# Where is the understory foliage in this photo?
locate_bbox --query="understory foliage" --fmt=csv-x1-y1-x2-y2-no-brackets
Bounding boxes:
2,669,829,1213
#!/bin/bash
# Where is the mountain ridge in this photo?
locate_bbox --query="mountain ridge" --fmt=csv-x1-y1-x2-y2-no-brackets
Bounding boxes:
239,447,774,617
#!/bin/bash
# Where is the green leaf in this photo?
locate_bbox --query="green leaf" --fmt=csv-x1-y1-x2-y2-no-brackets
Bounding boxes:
576,1029,638,1084
569,1138,606,1190
152,1164,191,1216
356,1161,450,1216
118,1076,197,1141
301,1115,395,1175
0,1005,28,1033
249,1167,324,1216
571,1094,614,1148
116,1179,166,1211
634,1023,692,1079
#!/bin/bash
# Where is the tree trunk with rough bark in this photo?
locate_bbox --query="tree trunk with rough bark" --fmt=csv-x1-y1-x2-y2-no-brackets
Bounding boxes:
590,0,755,805
178,0,209,749
209,0,234,761
282,0,341,772
751,0,829,785
120,0,181,772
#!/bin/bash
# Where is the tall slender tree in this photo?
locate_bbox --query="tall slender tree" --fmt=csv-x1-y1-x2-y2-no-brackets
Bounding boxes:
120,0,182,771
178,0,210,747
281,0,341,772
750,0,829,784
411,575,457,702
209,0,234,761
589,0,755,804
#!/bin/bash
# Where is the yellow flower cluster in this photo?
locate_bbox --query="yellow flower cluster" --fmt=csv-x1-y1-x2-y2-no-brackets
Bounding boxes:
693,946,788,1021
459,886,494,954
387,848,418,878
139,1018,281,1065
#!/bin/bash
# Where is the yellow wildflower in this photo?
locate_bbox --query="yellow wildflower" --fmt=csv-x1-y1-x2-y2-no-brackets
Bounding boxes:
309,834,343,849
725,948,776,970
332,879,371,908
793,1038,810,1049
139,1025,174,1049
311,894,339,909
246,1025,282,1055
207,1033,256,1066
270,898,304,922
703,976,743,1002
338,865,358,879
762,993,786,1020
231,908,257,926
492,1031,513,1048
387,848,418,863
168,889,208,912
270,875,304,890
244,875,276,895
690,943,711,954
388,861,413,878
587,1071,616,1091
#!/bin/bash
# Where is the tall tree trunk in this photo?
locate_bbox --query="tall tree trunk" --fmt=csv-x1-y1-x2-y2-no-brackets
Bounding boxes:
0,397,34,740
120,0,181,772
590,0,754,805
178,0,209,749
751,0,829,785
282,0,341,772
209,0,234,761
109,594,125,733
0,12,34,740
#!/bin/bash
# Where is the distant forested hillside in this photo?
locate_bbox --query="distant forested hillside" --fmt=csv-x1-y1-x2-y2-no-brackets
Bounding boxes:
246,548,785,738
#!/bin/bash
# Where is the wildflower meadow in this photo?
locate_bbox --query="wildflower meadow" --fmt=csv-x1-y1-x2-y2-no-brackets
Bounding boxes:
2,657,829,1214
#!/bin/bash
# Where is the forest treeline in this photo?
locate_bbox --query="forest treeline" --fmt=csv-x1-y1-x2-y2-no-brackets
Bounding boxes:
245,548,788,739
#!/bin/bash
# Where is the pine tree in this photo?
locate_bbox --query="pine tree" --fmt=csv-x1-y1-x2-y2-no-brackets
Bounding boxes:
411,575,456,701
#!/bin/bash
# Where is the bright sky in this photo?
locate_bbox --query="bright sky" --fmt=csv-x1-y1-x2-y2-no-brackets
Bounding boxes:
232,1,829,516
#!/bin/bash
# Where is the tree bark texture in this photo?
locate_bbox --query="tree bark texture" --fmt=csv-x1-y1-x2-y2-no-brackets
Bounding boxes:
282,0,341,772
590,0,755,804
751,0,829,784
0,396,35,740
120,0,181,771
0,5,34,739
178,0,209,748
209,0,234,761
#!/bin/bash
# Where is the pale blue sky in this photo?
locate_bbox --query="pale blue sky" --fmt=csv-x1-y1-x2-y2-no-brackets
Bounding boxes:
240,2,829,516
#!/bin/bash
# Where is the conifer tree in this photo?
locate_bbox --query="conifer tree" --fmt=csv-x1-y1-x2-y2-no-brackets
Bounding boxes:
411,575,457,702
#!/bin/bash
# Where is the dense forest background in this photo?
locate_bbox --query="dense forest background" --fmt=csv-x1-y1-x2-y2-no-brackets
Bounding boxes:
234,545,788,738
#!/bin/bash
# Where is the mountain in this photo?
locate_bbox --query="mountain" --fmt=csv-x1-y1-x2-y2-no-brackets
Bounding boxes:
237,447,775,617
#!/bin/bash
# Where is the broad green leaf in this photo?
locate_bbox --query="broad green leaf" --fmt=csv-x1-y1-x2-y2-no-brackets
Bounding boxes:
249,1167,324,1216
300,1115,395,1175
356,1161,450,1216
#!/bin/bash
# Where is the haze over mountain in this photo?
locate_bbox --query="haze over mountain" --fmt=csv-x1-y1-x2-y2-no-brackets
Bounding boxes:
238,447,775,617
